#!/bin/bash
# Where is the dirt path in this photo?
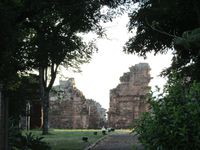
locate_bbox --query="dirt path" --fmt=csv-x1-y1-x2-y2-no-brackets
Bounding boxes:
89,132,144,150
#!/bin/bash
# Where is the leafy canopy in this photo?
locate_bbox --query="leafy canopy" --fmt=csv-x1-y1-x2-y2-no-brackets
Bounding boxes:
117,0,200,80
125,0,200,55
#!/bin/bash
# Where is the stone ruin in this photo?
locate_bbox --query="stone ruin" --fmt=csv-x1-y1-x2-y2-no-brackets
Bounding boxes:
49,78,106,129
108,63,151,128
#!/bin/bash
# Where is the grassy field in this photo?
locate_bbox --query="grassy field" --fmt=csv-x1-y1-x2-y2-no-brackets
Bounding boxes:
24,129,105,150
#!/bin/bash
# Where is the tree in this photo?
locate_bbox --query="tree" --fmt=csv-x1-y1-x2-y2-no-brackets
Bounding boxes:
125,0,200,54
0,1,128,145
18,0,127,134
0,1,30,149
135,76,200,149
0,1,29,83
119,0,200,80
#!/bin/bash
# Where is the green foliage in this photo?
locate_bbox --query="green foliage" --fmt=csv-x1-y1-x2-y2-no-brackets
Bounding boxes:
9,0,115,134
117,0,200,81
12,132,51,150
125,0,200,55
8,119,50,150
135,80,200,149
167,27,200,82
6,74,39,124
0,0,124,85
0,1,27,83
8,119,22,149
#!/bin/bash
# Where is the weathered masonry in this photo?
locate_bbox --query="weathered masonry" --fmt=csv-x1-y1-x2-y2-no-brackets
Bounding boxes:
49,78,106,129
108,63,151,128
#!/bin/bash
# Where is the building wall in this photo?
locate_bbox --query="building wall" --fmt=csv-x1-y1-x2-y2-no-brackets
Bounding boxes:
49,78,106,129
108,63,151,128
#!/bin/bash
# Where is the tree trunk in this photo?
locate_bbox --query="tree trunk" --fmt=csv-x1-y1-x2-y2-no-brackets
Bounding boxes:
39,64,58,135
39,67,49,135
42,91,49,135
0,84,8,150
0,83,4,150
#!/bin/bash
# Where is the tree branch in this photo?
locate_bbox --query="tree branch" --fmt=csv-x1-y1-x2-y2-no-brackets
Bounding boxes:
44,67,47,87
47,63,59,92
145,17,179,38
39,67,45,97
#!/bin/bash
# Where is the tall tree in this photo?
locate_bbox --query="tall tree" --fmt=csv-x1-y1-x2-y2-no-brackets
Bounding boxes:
0,1,30,149
0,0,127,142
0,1,28,83
125,0,200,54
117,0,200,80
19,0,125,134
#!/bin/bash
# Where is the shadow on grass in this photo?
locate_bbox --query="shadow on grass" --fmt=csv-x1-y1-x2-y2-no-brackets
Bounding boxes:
24,129,105,150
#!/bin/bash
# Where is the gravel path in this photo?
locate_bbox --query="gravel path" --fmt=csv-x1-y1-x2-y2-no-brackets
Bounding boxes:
90,132,144,150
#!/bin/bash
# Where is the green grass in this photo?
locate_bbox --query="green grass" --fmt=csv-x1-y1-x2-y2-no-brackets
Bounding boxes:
24,129,105,150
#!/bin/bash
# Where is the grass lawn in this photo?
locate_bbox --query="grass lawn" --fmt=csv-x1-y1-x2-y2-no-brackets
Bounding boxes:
24,129,105,150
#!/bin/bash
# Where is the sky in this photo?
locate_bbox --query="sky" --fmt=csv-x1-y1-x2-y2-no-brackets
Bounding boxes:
56,13,173,110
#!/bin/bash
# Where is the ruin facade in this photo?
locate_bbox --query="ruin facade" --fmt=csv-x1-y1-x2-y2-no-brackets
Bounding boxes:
108,63,151,128
49,78,106,129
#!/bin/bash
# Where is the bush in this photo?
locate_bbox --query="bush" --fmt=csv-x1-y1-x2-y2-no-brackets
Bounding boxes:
13,132,51,150
102,131,106,135
8,119,22,149
135,81,200,150
8,118,50,150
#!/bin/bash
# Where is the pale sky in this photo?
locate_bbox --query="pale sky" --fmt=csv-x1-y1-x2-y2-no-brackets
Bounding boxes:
57,13,173,110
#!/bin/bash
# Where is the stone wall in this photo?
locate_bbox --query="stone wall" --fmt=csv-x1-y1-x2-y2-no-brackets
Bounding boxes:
49,78,106,129
86,99,106,128
108,63,151,128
